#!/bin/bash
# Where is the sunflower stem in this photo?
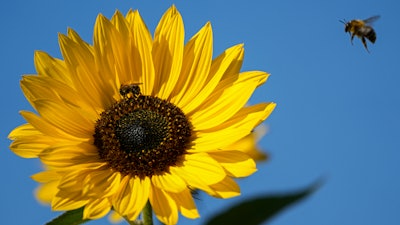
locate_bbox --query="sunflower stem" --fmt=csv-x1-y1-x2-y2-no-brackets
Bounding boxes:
143,201,153,225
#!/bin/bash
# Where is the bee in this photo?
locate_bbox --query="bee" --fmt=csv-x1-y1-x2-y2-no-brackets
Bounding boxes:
119,83,142,98
340,15,380,52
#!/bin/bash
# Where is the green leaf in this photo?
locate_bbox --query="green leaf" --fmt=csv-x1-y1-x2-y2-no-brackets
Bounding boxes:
205,179,322,225
45,207,90,225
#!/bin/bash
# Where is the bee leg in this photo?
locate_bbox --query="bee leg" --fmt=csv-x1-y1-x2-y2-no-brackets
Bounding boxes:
361,37,370,53
350,34,355,45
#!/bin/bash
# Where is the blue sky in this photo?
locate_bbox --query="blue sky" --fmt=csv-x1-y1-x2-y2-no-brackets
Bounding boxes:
1,0,399,225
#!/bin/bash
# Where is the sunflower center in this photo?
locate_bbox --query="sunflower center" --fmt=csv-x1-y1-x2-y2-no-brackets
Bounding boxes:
94,84,192,178
115,110,168,153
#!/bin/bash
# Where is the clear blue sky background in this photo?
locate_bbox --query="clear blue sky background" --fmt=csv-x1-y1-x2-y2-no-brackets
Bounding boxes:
1,0,399,225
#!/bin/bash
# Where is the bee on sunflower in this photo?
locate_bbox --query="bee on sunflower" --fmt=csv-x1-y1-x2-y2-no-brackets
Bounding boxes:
9,5,275,225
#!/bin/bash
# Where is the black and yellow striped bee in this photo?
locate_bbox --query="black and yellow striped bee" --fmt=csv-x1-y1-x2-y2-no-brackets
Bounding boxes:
340,15,380,52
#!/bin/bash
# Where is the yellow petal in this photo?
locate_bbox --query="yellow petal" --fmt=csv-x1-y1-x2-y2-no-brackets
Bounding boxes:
21,76,99,119
152,5,184,99
182,44,244,114
107,11,135,85
220,47,244,81
21,76,65,107
35,180,58,205
55,162,106,195
9,124,55,158
192,128,246,153
93,14,123,103
34,99,94,139
82,169,121,198
125,10,155,95
171,22,212,108
34,51,72,85
10,137,50,158
10,140,44,158
57,166,96,193
212,103,272,131
20,75,53,110
67,28,93,51
52,193,88,211
32,170,61,183
20,111,81,141
208,150,257,177
112,176,131,216
150,186,178,225
208,176,241,198
190,71,270,130
113,176,150,220
225,125,268,161
8,123,39,139
59,32,111,109
151,172,187,193
39,143,99,168
108,211,124,224
167,189,199,219
66,27,116,108
111,10,130,36
192,103,275,151
83,198,111,219
171,153,225,193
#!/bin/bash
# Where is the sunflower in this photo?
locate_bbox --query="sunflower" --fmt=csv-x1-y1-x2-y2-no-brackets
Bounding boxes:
9,5,275,225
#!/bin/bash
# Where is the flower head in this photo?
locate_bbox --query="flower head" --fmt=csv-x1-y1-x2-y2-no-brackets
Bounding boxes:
9,6,275,224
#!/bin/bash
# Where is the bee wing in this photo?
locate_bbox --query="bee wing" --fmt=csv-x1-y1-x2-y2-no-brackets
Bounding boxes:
359,26,373,33
363,15,380,25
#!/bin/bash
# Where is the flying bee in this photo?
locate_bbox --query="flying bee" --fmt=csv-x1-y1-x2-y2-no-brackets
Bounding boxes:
340,15,380,52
